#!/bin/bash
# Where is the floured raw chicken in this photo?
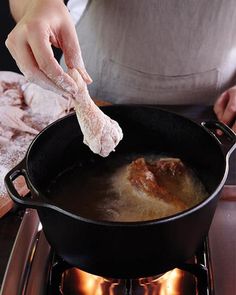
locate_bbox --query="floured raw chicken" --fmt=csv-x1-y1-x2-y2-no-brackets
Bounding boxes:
68,68,123,157
0,106,38,135
23,83,73,120
0,73,74,147
0,70,120,216
0,71,77,217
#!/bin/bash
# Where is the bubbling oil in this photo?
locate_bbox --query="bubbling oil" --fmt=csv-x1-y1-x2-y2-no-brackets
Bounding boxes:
46,154,208,222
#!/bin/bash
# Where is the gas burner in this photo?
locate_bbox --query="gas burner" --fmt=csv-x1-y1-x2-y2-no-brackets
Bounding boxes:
48,242,213,295
0,209,214,295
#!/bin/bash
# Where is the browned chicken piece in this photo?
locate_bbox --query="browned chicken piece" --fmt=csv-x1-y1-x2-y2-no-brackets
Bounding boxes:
148,157,208,207
111,156,208,221
148,158,186,177
127,158,187,211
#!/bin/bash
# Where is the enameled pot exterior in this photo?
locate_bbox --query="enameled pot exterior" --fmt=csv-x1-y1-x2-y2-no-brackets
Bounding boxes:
5,105,236,278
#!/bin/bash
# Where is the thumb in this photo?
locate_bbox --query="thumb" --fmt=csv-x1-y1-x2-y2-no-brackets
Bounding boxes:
60,24,92,84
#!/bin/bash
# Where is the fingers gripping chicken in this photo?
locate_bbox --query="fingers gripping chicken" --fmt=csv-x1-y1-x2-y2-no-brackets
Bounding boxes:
67,69,123,157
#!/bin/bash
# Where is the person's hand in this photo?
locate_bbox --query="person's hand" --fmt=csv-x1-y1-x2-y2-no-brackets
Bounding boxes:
5,0,92,95
214,86,236,133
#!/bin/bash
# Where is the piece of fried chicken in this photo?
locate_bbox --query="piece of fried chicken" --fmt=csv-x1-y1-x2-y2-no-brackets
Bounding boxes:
68,68,123,157
127,158,187,212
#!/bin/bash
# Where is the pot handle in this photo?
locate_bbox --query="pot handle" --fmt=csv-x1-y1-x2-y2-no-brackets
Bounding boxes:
4,158,44,209
201,121,236,156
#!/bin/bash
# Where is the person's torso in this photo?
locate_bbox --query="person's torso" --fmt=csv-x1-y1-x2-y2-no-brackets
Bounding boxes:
63,0,236,104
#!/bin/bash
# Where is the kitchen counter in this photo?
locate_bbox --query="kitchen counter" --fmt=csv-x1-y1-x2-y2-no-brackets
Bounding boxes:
0,105,235,290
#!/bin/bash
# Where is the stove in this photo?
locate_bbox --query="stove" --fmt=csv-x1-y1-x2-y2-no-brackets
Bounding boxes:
49,241,213,295
1,186,235,295
0,105,235,295
1,186,236,295
0,208,213,295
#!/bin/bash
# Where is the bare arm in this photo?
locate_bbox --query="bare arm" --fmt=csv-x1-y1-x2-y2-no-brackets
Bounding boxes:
9,0,35,22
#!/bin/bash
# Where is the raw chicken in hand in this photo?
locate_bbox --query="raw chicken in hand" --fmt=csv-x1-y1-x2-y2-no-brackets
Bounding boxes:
68,69,123,157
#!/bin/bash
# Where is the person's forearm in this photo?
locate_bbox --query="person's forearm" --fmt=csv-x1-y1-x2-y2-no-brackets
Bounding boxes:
9,0,64,22
9,0,32,22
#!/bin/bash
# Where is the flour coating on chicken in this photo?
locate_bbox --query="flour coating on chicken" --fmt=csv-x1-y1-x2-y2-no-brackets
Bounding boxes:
68,68,123,157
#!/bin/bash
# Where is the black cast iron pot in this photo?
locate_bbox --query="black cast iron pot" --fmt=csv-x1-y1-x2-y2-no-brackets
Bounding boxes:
5,105,236,278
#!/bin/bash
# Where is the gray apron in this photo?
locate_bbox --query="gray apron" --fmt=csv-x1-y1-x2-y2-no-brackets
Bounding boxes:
62,0,236,105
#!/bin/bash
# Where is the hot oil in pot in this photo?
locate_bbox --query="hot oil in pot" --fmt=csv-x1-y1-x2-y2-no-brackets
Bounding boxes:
46,153,209,222
46,152,140,221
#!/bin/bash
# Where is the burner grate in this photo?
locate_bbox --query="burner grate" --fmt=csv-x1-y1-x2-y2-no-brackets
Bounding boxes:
48,240,214,295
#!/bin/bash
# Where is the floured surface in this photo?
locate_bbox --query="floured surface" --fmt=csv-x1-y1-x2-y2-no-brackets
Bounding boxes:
0,71,75,217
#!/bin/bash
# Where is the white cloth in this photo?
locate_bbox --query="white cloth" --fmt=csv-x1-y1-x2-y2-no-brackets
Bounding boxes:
63,0,236,105
67,0,88,24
